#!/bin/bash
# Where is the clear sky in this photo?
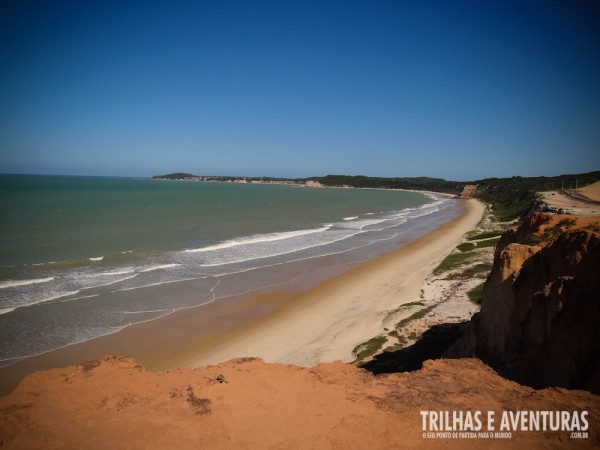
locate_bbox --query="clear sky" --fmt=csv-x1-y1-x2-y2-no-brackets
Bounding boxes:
1,0,599,181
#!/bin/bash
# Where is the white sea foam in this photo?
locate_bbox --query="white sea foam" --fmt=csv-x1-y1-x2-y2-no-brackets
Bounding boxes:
115,276,203,292
55,293,100,304
0,277,55,289
33,290,81,304
0,290,81,315
121,308,173,314
89,256,104,262
363,218,408,232
85,274,139,289
187,203,449,268
185,225,333,253
337,216,389,230
138,263,180,273
211,230,400,278
358,218,390,229
198,229,363,267
98,268,136,276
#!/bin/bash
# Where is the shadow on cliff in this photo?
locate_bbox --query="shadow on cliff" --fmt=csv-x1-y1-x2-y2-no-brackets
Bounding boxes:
360,322,467,375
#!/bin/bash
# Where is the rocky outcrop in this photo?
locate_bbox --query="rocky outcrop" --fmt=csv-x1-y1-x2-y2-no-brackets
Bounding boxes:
305,180,325,188
1,355,599,449
459,184,479,198
448,213,600,394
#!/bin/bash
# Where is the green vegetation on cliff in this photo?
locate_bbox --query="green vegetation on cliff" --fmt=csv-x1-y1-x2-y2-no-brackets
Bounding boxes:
154,171,600,221
307,175,464,194
310,171,600,221
152,172,198,180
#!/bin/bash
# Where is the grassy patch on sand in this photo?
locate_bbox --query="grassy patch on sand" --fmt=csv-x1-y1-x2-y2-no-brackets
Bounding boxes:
401,301,425,308
467,230,503,241
467,282,485,304
384,301,426,321
435,233,500,276
383,334,408,353
364,304,440,360
433,252,476,275
457,242,476,252
447,262,493,280
394,304,437,329
474,237,500,248
353,336,388,362
458,237,500,253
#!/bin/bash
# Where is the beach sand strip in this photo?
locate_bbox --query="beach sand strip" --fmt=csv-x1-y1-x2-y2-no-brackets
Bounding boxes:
0,198,485,395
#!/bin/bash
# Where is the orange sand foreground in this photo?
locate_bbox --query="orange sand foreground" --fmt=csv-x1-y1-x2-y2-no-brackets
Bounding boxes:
1,356,598,449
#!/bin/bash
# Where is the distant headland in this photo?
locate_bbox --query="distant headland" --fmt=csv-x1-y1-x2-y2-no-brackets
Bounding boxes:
153,171,600,221
152,172,307,186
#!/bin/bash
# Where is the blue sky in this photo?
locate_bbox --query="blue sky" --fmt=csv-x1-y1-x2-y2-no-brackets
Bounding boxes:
1,0,599,180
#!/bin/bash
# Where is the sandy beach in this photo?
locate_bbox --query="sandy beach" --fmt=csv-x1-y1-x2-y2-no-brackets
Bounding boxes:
0,197,484,395
183,198,485,368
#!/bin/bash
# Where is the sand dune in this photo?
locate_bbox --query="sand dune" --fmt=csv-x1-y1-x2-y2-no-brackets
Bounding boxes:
578,181,600,202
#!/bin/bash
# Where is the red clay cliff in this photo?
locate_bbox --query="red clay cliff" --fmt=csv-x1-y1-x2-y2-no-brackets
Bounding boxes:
448,213,600,394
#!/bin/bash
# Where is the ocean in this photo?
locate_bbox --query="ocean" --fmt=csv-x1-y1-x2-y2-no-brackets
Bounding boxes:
0,174,461,366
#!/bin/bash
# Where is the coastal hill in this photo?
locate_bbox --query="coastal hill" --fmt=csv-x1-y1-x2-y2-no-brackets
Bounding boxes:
154,171,600,221
309,172,600,221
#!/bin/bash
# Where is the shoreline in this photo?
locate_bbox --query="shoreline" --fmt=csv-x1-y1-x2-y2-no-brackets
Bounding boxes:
181,198,485,368
0,198,484,395
358,203,506,371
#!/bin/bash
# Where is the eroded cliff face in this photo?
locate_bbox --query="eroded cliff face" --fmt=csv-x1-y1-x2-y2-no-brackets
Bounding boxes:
448,213,600,394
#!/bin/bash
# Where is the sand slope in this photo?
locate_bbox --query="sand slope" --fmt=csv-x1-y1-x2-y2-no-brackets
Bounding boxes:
578,181,600,202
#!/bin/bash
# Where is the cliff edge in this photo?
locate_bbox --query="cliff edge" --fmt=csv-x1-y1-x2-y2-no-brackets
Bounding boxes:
1,356,599,449
447,213,600,394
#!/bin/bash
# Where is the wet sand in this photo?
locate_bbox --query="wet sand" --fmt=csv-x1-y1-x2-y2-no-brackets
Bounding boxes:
185,198,485,367
0,198,484,396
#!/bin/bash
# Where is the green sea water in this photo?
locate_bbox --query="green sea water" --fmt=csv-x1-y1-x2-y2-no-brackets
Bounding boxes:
0,174,460,365
0,174,427,266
